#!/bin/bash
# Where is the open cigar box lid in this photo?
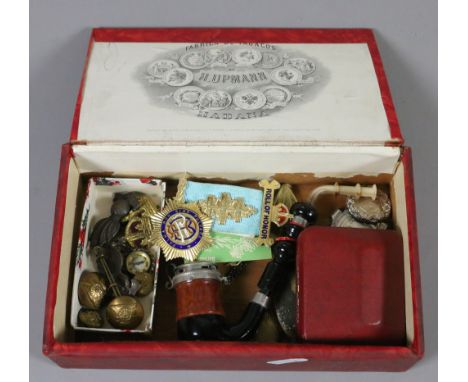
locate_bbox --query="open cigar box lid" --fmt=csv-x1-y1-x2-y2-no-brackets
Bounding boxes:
71,28,402,147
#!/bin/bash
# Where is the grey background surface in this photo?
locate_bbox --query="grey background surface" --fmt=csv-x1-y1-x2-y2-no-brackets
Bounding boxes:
30,0,437,381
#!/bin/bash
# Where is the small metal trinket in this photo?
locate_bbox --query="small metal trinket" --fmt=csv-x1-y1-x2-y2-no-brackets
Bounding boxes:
123,194,161,248
115,272,132,295
133,272,154,297
78,308,103,328
77,272,107,310
93,245,145,329
197,192,258,225
95,245,124,278
125,250,152,275
331,209,388,229
91,246,130,295
106,296,145,329
90,193,140,247
347,190,391,224
273,269,297,339
152,199,213,262
256,179,292,246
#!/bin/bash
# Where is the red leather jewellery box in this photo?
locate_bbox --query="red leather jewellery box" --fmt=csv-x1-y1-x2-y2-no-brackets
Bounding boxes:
43,28,424,371
297,227,406,344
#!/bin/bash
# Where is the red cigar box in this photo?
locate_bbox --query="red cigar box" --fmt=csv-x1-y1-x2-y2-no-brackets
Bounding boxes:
297,226,406,344
43,28,423,371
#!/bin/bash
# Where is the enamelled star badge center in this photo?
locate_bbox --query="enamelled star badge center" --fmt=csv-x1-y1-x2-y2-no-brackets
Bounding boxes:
152,199,213,261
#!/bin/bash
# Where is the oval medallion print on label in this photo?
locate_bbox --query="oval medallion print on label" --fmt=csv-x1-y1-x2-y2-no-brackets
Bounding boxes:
143,43,324,120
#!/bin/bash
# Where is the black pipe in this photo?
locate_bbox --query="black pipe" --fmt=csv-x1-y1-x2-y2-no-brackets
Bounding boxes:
222,202,316,341
176,202,317,341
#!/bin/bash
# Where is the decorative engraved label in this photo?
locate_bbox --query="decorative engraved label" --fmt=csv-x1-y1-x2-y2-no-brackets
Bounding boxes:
198,192,258,225
143,43,324,120
197,69,271,88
